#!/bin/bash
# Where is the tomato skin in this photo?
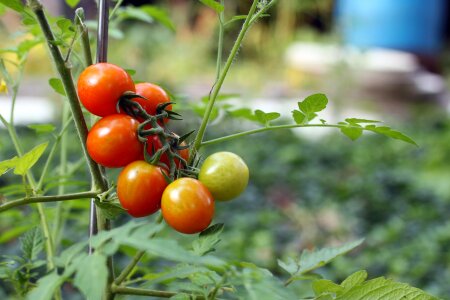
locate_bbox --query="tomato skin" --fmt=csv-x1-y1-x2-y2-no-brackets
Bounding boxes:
117,161,168,217
78,63,135,117
133,83,171,122
87,114,143,168
161,178,214,234
198,152,249,201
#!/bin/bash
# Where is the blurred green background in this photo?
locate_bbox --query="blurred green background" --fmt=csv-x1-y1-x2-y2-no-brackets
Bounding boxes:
1,0,450,298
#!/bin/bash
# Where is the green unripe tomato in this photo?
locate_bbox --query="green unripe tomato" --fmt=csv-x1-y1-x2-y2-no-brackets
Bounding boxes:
198,152,249,201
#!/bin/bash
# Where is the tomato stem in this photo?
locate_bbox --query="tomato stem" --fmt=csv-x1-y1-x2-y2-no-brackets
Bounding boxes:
200,123,375,147
191,0,278,157
0,191,102,213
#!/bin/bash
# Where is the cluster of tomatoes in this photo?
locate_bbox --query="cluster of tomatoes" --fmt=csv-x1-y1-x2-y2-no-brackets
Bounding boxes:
77,63,249,234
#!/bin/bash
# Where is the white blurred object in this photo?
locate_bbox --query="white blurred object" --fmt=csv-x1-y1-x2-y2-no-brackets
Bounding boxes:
0,96,57,126
285,42,446,96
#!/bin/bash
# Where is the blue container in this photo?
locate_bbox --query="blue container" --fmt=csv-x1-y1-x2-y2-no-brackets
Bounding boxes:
335,0,447,54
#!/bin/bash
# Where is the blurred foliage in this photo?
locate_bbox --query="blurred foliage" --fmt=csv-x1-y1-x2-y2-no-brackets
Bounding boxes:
1,104,450,298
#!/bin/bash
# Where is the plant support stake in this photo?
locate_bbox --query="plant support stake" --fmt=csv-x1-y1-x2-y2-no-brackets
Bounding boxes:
89,0,110,252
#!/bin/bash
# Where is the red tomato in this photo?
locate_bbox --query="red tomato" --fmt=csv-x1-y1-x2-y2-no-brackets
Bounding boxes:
87,114,143,168
145,135,189,169
161,178,214,234
133,83,171,122
117,161,168,217
78,63,135,117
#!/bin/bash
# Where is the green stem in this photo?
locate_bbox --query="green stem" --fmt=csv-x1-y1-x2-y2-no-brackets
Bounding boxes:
28,0,107,192
114,214,163,286
9,67,24,126
109,0,124,20
214,0,225,82
52,103,70,250
192,0,260,154
201,123,351,147
0,191,100,213
75,8,93,67
110,286,176,298
0,101,57,285
114,251,146,285
36,116,73,192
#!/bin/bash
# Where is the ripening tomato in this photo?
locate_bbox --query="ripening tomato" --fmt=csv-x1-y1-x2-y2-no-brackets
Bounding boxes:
198,152,249,201
161,178,214,234
117,161,168,217
78,63,135,117
133,83,171,122
87,114,143,168
145,134,189,169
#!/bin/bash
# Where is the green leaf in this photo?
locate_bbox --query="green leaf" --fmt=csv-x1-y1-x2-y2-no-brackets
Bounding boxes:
238,266,298,300
17,39,42,58
0,157,18,176
26,272,64,300
14,142,49,176
224,15,248,27
278,239,364,276
277,257,298,275
341,270,367,291
65,0,81,8
335,276,437,300
27,124,56,134
227,108,258,122
192,223,223,256
124,68,136,76
199,0,224,13
73,253,108,300
297,93,328,122
0,224,33,243
119,6,153,23
20,227,44,262
56,18,73,33
49,78,66,96
292,110,306,125
313,279,344,296
255,110,281,126
345,118,381,125
140,5,176,31
142,264,210,285
94,199,126,219
0,0,24,13
365,125,417,146
170,294,191,300
123,237,224,267
340,126,363,141
297,239,364,275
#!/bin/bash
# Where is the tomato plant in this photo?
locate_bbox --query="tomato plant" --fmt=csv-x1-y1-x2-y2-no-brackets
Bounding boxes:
0,1,431,300
86,114,143,168
199,151,249,201
77,62,135,117
161,178,214,234
117,161,168,217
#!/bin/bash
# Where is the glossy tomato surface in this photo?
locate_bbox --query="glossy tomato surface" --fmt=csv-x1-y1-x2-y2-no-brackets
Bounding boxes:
133,82,171,118
198,152,249,201
161,178,214,234
78,63,135,117
117,161,168,217
87,114,143,168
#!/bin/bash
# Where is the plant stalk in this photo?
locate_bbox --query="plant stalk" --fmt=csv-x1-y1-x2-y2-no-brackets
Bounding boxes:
192,0,259,154
0,191,100,212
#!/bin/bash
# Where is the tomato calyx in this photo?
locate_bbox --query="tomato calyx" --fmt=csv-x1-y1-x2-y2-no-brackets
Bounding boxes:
117,93,195,180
